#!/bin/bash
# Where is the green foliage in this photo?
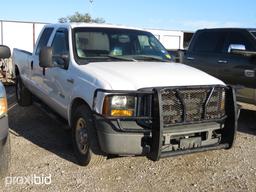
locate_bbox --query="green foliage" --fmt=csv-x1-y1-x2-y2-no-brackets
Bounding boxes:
58,12,105,23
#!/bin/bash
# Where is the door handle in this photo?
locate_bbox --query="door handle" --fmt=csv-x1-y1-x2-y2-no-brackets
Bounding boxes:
187,57,195,60
58,92,65,98
67,78,74,84
31,61,34,70
244,70,255,78
218,60,227,64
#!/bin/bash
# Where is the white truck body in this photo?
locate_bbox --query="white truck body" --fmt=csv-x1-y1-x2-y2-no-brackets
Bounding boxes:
13,23,237,165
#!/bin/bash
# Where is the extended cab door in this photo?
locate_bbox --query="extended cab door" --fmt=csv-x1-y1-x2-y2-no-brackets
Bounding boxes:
184,30,227,78
41,28,72,118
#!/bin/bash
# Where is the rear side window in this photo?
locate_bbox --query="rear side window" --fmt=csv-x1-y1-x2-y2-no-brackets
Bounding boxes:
192,31,226,53
35,27,54,55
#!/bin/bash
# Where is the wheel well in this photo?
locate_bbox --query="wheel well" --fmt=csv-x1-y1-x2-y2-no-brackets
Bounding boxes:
70,98,91,123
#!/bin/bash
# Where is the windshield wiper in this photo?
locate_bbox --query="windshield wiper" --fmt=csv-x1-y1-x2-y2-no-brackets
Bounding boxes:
107,55,137,62
78,55,136,64
132,55,168,62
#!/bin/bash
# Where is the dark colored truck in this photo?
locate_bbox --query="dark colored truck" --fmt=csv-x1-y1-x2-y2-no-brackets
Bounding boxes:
182,28,256,109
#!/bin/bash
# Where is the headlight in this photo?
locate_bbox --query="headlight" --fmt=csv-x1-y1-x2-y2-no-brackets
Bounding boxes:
103,95,136,117
0,97,7,117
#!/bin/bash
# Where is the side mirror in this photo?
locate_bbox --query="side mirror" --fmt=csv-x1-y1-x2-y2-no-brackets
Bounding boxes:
228,44,256,57
39,47,53,68
228,44,246,53
0,45,11,59
53,54,69,69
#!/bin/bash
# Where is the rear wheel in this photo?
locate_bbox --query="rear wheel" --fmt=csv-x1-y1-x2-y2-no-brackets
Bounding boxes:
15,75,32,106
72,105,105,166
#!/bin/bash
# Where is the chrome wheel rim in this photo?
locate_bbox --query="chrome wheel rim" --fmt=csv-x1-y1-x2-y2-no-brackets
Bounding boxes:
75,117,89,154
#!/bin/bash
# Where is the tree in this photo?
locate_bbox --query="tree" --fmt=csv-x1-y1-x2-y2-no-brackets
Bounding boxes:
58,12,105,23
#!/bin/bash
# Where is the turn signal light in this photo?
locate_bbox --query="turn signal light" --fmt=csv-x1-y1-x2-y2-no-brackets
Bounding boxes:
0,97,7,116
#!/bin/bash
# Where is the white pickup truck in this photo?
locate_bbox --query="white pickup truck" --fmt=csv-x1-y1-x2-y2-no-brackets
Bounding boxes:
13,23,237,166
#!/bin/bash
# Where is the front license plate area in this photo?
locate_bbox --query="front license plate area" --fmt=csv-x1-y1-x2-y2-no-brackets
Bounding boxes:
180,137,202,149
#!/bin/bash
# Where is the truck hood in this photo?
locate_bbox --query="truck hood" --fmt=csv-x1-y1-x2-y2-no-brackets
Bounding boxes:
81,61,225,90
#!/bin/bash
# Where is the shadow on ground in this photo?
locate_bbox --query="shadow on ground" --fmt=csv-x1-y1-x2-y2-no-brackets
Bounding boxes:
237,109,256,135
8,101,78,165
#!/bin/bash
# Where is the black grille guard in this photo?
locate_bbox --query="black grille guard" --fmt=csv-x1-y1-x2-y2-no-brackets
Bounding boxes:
150,85,237,161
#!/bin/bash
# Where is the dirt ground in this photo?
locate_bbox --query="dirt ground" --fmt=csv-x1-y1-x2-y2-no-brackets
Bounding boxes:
1,86,256,192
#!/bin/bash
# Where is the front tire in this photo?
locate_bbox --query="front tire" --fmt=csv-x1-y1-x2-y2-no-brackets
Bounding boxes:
15,75,32,106
71,105,105,166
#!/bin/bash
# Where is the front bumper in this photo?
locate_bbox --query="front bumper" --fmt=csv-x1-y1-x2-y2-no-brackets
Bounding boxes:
94,115,151,155
0,115,9,141
93,86,237,160
0,134,8,154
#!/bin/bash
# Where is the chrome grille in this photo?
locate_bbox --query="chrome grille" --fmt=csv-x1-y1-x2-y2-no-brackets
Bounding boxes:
159,87,226,126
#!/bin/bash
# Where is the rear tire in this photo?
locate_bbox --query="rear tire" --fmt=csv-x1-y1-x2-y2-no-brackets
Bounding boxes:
71,105,105,166
15,75,32,106
0,136,10,179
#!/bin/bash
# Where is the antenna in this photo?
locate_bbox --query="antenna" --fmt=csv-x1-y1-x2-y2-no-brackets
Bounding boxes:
88,0,93,16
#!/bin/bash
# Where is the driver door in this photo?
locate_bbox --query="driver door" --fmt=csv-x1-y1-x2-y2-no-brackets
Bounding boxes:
42,28,72,118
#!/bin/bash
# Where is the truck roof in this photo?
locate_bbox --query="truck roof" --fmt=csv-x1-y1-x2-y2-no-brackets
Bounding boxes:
197,28,256,32
44,22,145,31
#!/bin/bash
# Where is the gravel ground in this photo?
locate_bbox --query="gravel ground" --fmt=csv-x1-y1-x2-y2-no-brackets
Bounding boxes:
0,86,256,192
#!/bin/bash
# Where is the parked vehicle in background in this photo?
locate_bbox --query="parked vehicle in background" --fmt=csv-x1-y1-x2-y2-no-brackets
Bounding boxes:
145,29,194,62
0,45,11,178
13,23,237,167
182,28,256,110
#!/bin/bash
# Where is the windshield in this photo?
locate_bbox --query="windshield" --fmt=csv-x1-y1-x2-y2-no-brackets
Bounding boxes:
73,27,171,64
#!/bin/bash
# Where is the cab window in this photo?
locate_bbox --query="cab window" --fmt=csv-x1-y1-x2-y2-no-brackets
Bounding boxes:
51,29,69,68
35,27,54,55
193,31,226,53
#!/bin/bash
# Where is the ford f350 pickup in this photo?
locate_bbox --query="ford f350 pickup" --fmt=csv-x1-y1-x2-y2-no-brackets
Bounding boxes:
13,23,237,166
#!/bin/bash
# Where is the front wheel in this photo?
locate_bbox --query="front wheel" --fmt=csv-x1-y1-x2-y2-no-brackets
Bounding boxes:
71,105,105,166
